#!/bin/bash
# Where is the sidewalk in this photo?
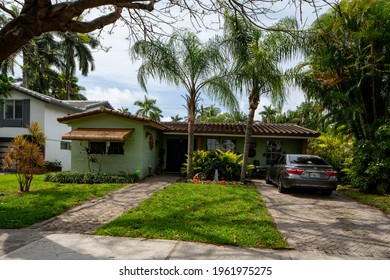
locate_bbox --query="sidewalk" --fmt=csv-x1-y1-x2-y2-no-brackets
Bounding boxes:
1,233,369,260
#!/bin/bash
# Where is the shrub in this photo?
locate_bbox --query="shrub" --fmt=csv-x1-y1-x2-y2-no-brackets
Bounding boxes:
2,122,46,192
183,149,252,181
43,172,139,184
348,124,390,194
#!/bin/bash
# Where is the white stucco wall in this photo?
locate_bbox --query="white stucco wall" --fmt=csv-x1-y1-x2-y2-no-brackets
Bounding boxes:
1,89,74,171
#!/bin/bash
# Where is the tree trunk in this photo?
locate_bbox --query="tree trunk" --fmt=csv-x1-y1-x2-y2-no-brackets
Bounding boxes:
186,94,196,180
240,90,260,183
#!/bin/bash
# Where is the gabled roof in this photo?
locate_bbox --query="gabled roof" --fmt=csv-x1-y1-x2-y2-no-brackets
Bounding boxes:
162,122,320,138
9,84,113,112
58,106,169,130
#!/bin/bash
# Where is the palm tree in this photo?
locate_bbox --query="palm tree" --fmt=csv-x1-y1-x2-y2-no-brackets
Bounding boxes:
131,29,238,179
223,14,299,182
58,32,98,100
196,105,221,122
170,114,183,122
259,105,278,123
134,95,163,121
118,107,130,113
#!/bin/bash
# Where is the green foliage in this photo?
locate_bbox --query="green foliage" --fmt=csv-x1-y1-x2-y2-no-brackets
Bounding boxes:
0,74,12,97
298,0,390,141
2,122,46,192
307,126,354,182
183,149,252,181
348,124,390,194
43,171,139,184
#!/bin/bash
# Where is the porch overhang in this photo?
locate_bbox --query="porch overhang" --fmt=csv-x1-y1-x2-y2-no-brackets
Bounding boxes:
62,128,134,142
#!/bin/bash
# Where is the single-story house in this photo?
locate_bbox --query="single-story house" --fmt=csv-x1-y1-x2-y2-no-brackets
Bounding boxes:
58,107,320,178
0,84,113,170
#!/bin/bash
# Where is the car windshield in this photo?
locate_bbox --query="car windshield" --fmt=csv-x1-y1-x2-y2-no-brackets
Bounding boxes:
289,155,328,165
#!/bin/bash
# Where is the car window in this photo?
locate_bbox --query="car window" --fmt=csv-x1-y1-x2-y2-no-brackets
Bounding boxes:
277,155,286,164
289,155,328,165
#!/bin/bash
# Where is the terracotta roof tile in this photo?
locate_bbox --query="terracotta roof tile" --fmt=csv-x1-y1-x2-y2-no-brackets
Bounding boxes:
162,122,319,138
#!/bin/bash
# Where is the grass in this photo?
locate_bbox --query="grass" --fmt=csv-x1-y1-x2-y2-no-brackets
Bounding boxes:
95,183,288,249
0,174,126,229
337,185,390,214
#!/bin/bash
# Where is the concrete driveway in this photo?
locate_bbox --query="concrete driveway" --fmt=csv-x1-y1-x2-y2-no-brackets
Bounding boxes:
255,180,390,259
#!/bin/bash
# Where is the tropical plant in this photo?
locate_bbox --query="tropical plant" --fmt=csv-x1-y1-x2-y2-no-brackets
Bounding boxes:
134,95,163,121
348,123,390,194
2,122,46,192
170,114,183,122
296,0,390,141
223,14,299,182
182,149,253,181
259,105,278,123
58,32,98,100
307,125,354,182
131,29,238,179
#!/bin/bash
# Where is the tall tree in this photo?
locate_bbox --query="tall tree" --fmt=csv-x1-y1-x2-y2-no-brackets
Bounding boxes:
259,105,278,123
134,95,163,121
223,14,299,182
58,32,98,100
296,0,390,141
131,30,238,179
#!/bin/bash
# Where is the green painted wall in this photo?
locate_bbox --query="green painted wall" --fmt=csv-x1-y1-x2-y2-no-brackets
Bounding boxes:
67,114,161,178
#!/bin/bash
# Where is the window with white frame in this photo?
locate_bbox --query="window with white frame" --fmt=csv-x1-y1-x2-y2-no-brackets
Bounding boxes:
207,138,236,152
266,140,282,165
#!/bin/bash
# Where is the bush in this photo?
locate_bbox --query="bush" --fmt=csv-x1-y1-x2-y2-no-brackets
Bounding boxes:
43,172,139,184
183,149,253,181
348,124,390,194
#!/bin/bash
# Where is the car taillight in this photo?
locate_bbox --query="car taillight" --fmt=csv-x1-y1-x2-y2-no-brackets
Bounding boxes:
326,170,337,177
286,168,304,175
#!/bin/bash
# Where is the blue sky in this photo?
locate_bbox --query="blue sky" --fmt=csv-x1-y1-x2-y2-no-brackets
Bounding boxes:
77,2,330,121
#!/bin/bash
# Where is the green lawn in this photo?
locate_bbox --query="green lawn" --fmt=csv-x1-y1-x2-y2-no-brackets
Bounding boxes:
95,183,288,249
337,185,390,214
0,174,126,228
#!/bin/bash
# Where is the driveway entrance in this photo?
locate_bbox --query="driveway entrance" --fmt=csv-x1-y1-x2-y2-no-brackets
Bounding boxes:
255,181,390,259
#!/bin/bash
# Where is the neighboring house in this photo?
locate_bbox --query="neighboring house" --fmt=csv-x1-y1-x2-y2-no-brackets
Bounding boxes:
58,107,320,178
0,84,113,171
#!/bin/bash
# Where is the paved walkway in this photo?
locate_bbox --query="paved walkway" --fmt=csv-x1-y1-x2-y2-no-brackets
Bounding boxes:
255,180,390,259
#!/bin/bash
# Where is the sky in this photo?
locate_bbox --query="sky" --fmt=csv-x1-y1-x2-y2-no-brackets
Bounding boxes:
76,1,331,122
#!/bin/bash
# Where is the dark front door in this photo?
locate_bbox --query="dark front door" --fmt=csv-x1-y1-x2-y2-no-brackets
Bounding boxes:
166,139,188,172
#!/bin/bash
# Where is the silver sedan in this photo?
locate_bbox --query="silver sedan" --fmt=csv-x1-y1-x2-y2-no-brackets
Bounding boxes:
266,154,338,195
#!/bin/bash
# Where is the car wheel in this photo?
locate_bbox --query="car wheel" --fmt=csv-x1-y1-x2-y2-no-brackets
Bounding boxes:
265,174,271,184
321,190,333,196
277,176,287,193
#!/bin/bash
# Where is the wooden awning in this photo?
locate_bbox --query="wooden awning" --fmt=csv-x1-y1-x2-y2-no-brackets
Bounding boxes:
62,128,134,142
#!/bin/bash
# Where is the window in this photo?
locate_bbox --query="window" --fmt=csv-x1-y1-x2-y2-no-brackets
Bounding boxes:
289,155,328,165
108,142,124,155
0,99,30,127
87,142,124,155
4,100,23,120
207,138,236,151
89,142,106,154
60,141,71,150
266,140,282,165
